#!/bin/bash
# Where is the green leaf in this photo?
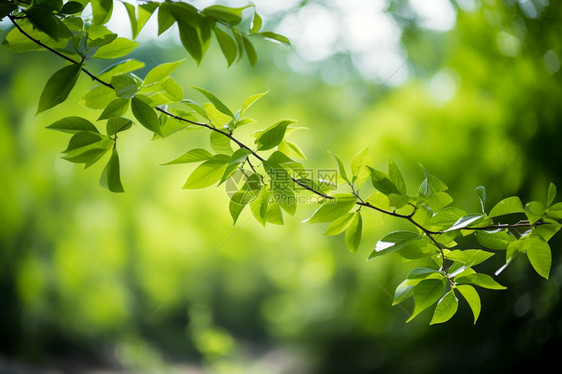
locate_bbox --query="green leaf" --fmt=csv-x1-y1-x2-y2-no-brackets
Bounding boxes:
192,86,234,118
456,285,481,324
123,1,138,39
350,147,370,187
369,231,419,259
525,237,551,279
163,148,213,165
131,96,161,136
328,152,349,184
182,154,230,189
256,120,295,151
407,268,440,279
177,21,202,64
157,2,175,35
265,203,284,225
144,59,185,86
475,186,486,213
229,192,247,225
47,116,98,133
389,159,406,195
476,229,516,250
455,273,506,290
546,202,562,219
407,278,446,323
103,150,124,192
243,35,257,67
367,167,400,196
111,74,138,98
98,98,130,120
62,131,112,166
446,214,485,231
203,5,250,26
106,117,133,136
60,2,84,14
489,196,524,218
456,250,494,267
430,290,458,325
258,31,291,46
91,0,113,25
250,187,270,226
286,141,306,159
93,37,138,59
87,25,118,47
418,165,448,198
138,2,159,35
3,20,67,52
324,213,354,236
547,183,557,207
214,26,237,67
250,11,262,33
426,192,454,211
210,130,233,154
26,7,68,41
98,59,145,81
37,63,82,114
240,91,269,116
393,279,420,305
81,85,116,110
229,148,252,164
303,194,356,224
345,212,362,252
525,201,545,224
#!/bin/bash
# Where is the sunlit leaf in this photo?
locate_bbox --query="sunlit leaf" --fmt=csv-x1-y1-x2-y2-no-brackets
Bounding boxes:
243,35,257,67
255,120,295,151
345,212,362,252
475,186,486,213
455,273,506,290
475,229,516,250
93,37,138,59
525,237,551,279
250,11,262,33
37,63,82,114
98,98,130,120
91,0,113,25
430,291,458,325
182,154,229,189
144,59,185,86
407,278,446,322
214,26,237,67
240,91,269,116
131,96,161,136
547,182,557,207
258,31,291,46
369,231,419,259
111,74,138,98
192,86,234,118
47,116,98,133
106,117,133,136
164,148,213,165
456,285,481,324
488,196,524,218
303,194,356,224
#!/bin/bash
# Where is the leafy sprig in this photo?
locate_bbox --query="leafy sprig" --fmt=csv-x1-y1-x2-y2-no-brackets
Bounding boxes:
1,0,560,324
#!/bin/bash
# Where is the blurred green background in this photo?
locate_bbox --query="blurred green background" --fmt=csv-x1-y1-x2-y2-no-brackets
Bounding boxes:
1,0,562,373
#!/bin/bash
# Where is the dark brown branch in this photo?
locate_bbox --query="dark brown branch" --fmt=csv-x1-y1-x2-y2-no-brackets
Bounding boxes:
10,13,539,253
8,16,114,89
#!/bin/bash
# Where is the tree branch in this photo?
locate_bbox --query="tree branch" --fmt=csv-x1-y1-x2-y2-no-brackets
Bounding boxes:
9,15,540,259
